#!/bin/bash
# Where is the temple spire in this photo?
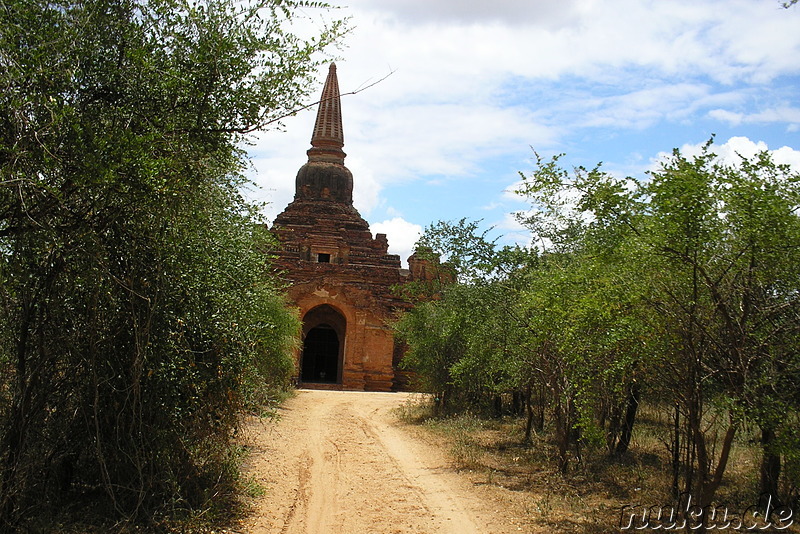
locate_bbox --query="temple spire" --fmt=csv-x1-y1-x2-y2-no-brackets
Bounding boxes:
307,63,346,164
292,63,354,204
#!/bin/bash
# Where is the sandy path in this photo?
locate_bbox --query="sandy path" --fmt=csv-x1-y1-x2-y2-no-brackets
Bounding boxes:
238,389,531,534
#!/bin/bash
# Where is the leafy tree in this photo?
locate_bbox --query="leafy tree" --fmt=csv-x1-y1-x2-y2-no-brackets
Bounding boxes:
396,220,532,415
517,141,800,507
515,156,650,468
643,144,800,506
400,142,800,509
0,0,341,529
398,206,648,473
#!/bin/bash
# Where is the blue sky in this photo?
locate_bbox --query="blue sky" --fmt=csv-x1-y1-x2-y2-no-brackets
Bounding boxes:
249,0,800,265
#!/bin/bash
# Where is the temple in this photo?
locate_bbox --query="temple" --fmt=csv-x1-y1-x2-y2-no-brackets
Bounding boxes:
271,63,430,391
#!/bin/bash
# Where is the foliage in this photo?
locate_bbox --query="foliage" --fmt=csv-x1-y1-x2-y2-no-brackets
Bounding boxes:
640,144,800,505
395,220,532,415
397,140,800,508
0,0,341,529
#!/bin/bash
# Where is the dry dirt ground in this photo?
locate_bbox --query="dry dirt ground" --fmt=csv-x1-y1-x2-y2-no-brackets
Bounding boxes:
236,389,541,534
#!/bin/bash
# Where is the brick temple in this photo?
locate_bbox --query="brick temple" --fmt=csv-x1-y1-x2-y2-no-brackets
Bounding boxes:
271,64,431,391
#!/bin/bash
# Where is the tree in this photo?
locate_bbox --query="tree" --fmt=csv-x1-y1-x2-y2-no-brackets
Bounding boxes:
515,155,651,465
396,143,800,511
516,141,800,510
396,220,537,415
0,0,342,529
643,145,800,507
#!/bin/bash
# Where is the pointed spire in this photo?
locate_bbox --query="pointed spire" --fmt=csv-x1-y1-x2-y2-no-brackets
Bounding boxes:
307,63,346,164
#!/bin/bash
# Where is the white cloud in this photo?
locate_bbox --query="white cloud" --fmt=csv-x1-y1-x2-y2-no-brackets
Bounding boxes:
385,206,403,217
348,102,554,179
710,136,770,162
709,106,800,129
249,65,555,221
708,109,744,126
502,178,527,202
346,157,383,215
576,84,714,130
652,136,800,171
495,212,533,249
354,0,581,27
250,0,800,236
371,217,423,266
249,156,300,223
772,145,800,169
334,0,800,85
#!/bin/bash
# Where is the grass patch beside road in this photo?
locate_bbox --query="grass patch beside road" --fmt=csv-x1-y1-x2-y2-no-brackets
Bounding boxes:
397,396,800,533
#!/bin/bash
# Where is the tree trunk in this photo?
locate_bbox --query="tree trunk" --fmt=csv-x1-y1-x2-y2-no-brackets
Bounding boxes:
512,390,523,416
671,403,680,500
606,403,620,453
524,385,534,444
493,394,502,418
0,301,34,529
759,427,781,508
554,399,570,474
693,414,737,508
614,382,640,457
535,382,545,433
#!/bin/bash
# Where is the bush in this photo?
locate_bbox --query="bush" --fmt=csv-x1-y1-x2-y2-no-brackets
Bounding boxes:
0,0,340,529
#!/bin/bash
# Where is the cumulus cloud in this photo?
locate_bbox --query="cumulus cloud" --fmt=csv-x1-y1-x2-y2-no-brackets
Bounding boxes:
652,136,800,171
351,0,582,28
773,145,800,168
251,0,800,234
371,217,423,267
709,106,800,130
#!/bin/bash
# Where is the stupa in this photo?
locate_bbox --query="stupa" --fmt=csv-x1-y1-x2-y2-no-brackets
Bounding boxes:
271,64,427,391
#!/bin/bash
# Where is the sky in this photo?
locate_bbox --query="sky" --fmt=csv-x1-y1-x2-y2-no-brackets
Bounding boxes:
249,0,800,266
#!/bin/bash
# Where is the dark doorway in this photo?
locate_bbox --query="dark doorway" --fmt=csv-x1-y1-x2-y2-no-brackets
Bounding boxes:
300,324,339,383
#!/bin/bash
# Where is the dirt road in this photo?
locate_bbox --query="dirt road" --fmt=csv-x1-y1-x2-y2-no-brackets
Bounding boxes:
239,389,533,534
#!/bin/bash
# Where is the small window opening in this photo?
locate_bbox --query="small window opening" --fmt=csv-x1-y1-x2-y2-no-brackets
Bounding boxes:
317,253,331,263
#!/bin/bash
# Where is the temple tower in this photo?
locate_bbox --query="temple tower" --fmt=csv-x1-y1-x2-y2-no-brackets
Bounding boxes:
271,64,411,391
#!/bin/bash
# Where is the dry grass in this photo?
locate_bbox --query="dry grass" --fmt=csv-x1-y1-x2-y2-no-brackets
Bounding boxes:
398,397,800,533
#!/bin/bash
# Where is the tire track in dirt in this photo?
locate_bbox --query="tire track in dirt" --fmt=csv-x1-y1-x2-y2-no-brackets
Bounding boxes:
238,390,532,534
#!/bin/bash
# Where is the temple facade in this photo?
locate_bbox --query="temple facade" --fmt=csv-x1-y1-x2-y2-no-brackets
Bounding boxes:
271,64,426,391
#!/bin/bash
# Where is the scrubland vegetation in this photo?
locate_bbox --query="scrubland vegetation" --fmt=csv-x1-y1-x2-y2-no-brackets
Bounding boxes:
3,0,799,532
396,142,800,531
0,0,343,531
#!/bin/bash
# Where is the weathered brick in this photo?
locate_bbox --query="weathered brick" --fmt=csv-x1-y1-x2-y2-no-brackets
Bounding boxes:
271,64,415,391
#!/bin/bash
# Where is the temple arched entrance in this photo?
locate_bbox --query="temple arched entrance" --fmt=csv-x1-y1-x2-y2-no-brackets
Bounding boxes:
300,304,346,384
